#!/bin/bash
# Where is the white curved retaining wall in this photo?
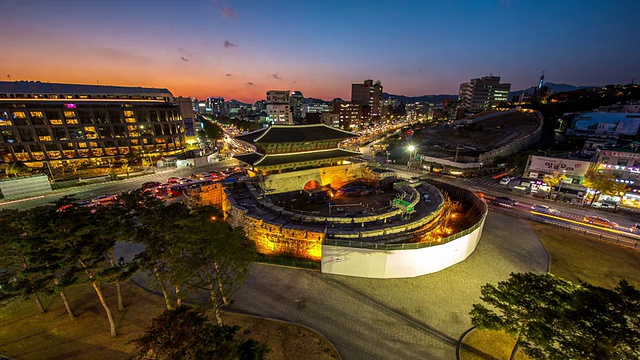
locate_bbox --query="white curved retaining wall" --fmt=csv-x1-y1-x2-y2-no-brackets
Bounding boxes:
321,217,485,278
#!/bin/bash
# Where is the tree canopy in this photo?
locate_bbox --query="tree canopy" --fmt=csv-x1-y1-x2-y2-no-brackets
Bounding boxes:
470,273,640,360
132,305,270,360
582,171,627,204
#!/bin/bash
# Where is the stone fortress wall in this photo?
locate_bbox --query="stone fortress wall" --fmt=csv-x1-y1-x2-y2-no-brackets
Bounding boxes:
213,163,488,278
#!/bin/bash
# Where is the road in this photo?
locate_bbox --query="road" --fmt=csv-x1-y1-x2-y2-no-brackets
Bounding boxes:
0,159,239,210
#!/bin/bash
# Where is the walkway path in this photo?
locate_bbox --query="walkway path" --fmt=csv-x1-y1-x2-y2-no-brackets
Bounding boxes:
116,208,547,359
227,213,548,359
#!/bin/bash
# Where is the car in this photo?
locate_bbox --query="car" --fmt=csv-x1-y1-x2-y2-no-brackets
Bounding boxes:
141,181,162,189
167,177,180,184
583,216,618,229
592,202,614,209
499,177,513,185
630,223,640,234
493,196,518,207
530,204,559,214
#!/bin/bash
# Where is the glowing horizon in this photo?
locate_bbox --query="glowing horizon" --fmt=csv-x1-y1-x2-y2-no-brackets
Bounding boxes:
2,0,638,103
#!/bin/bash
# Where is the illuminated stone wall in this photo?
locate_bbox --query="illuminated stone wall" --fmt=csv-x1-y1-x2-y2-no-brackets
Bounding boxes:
261,163,365,194
242,216,324,260
188,183,225,208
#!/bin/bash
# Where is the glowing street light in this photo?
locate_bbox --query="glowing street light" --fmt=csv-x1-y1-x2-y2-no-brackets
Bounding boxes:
408,145,416,169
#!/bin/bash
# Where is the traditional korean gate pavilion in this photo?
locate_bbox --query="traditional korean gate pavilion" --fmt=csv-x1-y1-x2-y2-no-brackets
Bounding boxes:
234,124,361,176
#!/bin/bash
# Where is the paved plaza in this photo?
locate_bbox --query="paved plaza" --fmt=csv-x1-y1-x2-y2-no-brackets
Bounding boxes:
228,212,549,359
117,211,548,359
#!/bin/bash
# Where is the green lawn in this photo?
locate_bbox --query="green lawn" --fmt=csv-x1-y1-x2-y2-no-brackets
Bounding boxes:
0,282,338,360
460,221,640,360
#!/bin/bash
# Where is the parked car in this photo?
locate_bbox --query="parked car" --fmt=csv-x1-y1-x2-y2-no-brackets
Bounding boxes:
93,194,118,206
592,202,614,209
493,196,518,207
141,181,162,189
530,204,559,214
583,216,618,228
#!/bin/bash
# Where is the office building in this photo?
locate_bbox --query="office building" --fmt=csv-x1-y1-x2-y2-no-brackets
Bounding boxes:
332,101,361,131
266,90,292,124
0,81,186,165
458,75,511,113
351,79,383,120
176,97,196,138
302,103,331,118
290,91,304,121
207,97,226,115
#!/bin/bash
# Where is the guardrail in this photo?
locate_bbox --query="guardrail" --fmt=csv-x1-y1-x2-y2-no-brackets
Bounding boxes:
489,205,640,249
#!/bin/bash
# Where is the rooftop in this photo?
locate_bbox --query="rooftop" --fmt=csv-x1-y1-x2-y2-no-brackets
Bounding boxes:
235,148,362,167
235,124,358,144
0,81,172,97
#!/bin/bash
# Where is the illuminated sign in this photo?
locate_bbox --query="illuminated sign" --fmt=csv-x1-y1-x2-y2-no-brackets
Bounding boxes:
64,103,76,108
528,156,590,177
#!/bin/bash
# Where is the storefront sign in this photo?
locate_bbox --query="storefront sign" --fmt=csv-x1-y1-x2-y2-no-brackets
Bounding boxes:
528,156,590,177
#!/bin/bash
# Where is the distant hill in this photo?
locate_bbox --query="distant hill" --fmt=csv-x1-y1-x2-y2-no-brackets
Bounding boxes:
227,99,249,107
509,82,592,99
382,93,457,104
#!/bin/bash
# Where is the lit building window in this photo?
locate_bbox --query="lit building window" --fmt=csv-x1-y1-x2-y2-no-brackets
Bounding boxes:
12,111,26,119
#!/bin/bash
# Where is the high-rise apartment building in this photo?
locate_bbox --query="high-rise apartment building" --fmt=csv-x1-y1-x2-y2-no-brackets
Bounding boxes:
351,79,383,120
266,90,292,124
458,75,511,113
0,81,186,165
290,91,304,121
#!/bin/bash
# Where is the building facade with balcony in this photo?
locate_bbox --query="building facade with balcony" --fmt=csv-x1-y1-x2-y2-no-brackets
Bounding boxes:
0,81,186,166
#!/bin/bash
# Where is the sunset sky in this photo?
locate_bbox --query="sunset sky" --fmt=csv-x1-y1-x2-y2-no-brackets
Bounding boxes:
2,0,639,103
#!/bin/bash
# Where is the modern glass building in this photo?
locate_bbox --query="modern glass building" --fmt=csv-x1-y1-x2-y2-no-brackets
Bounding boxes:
0,81,186,166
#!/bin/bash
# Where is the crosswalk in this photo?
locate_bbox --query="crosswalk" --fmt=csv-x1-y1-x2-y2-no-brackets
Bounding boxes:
456,176,512,190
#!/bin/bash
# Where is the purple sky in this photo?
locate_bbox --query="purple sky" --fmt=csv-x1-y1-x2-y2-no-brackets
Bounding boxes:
2,0,639,102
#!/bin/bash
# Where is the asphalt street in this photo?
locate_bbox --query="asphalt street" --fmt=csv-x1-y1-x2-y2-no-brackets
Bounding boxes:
0,159,238,210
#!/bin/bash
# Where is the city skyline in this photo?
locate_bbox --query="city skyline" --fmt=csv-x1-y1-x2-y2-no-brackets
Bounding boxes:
2,0,639,103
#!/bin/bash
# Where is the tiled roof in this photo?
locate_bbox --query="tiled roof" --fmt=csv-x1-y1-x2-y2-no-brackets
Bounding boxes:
234,128,269,144
234,152,264,166
235,148,362,167
234,124,358,144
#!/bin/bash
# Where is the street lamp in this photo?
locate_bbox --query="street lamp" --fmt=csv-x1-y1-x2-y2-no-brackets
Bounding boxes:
408,145,416,169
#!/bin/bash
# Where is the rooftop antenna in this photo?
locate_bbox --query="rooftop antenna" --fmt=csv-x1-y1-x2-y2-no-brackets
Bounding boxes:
7,74,11,81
